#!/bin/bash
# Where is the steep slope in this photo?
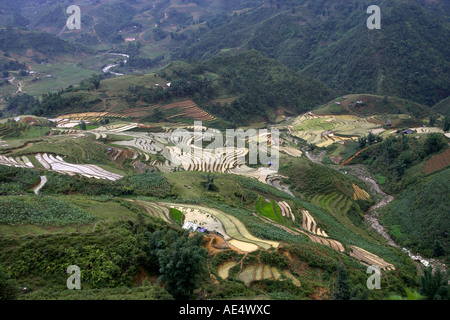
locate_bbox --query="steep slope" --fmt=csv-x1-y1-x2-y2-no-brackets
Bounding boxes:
303,1,450,106
177,0,450,106
198,51,335,123
3,51,334,126
433,97,450,117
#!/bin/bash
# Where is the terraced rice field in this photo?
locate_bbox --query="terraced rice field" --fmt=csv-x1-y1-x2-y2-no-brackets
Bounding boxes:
286,112,381,147
168,204,230,238
55,112,126,121
236,264,297,286
277,201,295,222
301,210,328,238
48,119,84,128
303,232,345,252
252,210,393,269
110,130,288,188
160,100,216,122
164,203,279,252
252,211,343,252
310,193,352,216
255,199,391,269
0,155,34,168
0,152,123,181
35,153,123,181
255,197,284,224
133,200,172,223
0,122,29,136
114,137,162,154
424,148,450,174
53,129,81,134
353,184,370,201
348,245,395,271
279,146,302,157
92,123,139,133
217,261,238,280
122,100,216,122
105,129,292,195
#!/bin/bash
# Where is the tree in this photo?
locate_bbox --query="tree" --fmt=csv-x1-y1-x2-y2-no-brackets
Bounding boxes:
205,173,216,191
419,267,449,300
332,264,350,300
79,121,87,130
147,230,167,272
358,136,367,148
0,266,18,300
433,240,445,258
429,115,436,127
152,109,164,123
367,132,376,145
157,232,207,299
423,133,445,154
91,74,101,89
442,116,450,132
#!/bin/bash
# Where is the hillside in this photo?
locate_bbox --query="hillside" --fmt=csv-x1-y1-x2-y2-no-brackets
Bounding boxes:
313,94,434,119
433,97,450,117
0,0,449,304
2,51,335,126
343,129,450,263
177,0,450,106
0,112,428,300
381,168,450,263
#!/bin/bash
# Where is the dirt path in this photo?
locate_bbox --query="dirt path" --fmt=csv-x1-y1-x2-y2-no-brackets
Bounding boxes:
16,80,24,94
8,77,25,94
341,147,369,166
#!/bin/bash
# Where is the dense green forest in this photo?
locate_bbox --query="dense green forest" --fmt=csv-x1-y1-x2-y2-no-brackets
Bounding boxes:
0,26,84,58
177,1,450,106
381,168,449,263
353,133,448,193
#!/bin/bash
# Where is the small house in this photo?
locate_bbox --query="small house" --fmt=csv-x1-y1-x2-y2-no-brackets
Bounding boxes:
403,129,414,135
182,221,200,232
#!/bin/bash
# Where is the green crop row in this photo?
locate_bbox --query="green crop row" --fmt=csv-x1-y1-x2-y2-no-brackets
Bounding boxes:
0,196,95,226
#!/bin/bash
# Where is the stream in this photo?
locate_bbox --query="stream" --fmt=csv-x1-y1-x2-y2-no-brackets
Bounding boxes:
344,164,446,271
301,147,446,271
33,176,47,195
102,53,129,76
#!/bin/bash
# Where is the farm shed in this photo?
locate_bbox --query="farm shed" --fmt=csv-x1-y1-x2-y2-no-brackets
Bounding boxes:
182,221,200,232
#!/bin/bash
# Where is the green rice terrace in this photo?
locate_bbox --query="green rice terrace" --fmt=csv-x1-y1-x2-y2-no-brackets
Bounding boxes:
1,105,448,302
